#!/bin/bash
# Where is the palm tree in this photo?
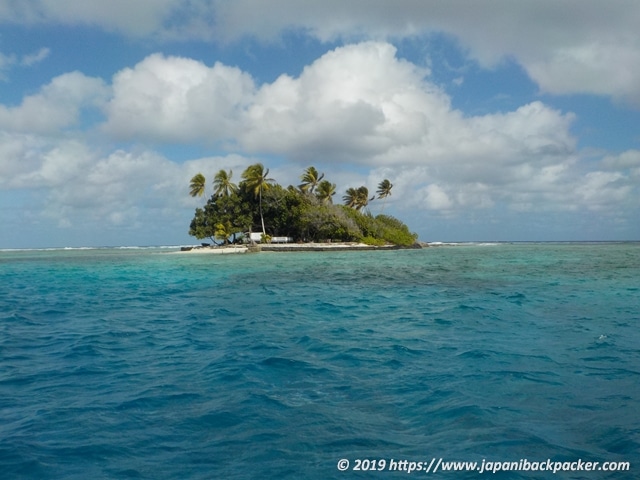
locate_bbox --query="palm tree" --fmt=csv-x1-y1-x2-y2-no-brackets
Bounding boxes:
214,221,234,245
241,163,275,235
376,179,393,213
316,180,336,204
355,186,375,211
213,169,237,198
299,166,325,194
189,173,206,197
343,187,359,209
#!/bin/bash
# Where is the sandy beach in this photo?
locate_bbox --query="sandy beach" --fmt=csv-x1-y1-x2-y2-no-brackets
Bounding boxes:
174,242,421,254
172,245,249,254
259,242,406,252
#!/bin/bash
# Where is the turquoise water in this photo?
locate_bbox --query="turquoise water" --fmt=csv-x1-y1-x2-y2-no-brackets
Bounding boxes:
1,244,639,479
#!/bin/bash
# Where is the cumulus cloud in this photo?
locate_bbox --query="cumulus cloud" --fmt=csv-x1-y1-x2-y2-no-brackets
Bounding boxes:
520,40,640,107
45,149,180,223
211,0,640,106
6,139,95,189
0,133,255,234
602,150,640,174
95,41,637,223
1,40,638,245
242,43,577,188
0,71,108,133
242,42,441,162
2,1,640,104
101,43,577,169
0,148,262,245
103,53,255,143
0,133,48,184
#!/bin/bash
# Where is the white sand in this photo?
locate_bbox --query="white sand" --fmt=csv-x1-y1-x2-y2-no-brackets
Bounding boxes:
173,242,410,254
172,245,249,254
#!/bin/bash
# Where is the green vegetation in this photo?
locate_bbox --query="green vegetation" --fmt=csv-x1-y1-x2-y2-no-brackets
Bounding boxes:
189,173,206,198
188,164,418,246
376,179,393,213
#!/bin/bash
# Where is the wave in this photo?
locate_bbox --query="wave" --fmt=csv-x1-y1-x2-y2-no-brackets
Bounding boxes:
427,242,502,247
0,245,185,252
425,241,640,247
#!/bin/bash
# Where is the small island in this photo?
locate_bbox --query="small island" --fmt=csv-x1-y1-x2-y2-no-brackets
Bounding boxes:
183,164,420,253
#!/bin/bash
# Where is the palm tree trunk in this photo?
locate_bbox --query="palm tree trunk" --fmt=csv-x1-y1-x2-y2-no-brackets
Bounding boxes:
259,187,266,234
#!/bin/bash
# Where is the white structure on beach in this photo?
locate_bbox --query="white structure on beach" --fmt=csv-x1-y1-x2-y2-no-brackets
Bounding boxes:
247,233,293,243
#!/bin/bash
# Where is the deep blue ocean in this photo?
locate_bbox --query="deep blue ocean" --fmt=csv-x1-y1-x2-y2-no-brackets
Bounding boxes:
1,243,639,479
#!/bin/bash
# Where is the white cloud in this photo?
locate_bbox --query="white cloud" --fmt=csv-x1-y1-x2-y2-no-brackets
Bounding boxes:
2,1,640,104
0,47,50,80
603,150,640,173
1,38,638,245
21,47,50,66
104,53,255,143
242,42,441,162
0,0,179,37
0,71,108,133
46,150,181,221
522,40,640,106
0,135,98,192
242,43,577,184
574,171,632,211
95,42,636,223
18,141,95,189
223,1,640,105
106,44,577,181
422,184,454,211
1,135,255,232
78,153,252,234
0,132,47,184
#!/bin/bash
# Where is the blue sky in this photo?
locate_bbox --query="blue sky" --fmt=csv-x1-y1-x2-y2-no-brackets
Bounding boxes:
1,1,639,247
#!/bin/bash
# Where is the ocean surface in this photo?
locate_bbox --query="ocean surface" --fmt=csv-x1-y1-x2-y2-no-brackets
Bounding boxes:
1,243,638,479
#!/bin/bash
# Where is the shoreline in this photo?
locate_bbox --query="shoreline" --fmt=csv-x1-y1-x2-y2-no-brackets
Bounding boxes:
4,241,638,252
171,245,249,254
173,242,425,254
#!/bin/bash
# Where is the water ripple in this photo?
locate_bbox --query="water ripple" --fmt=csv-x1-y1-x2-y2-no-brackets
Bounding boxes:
0,244,638,479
